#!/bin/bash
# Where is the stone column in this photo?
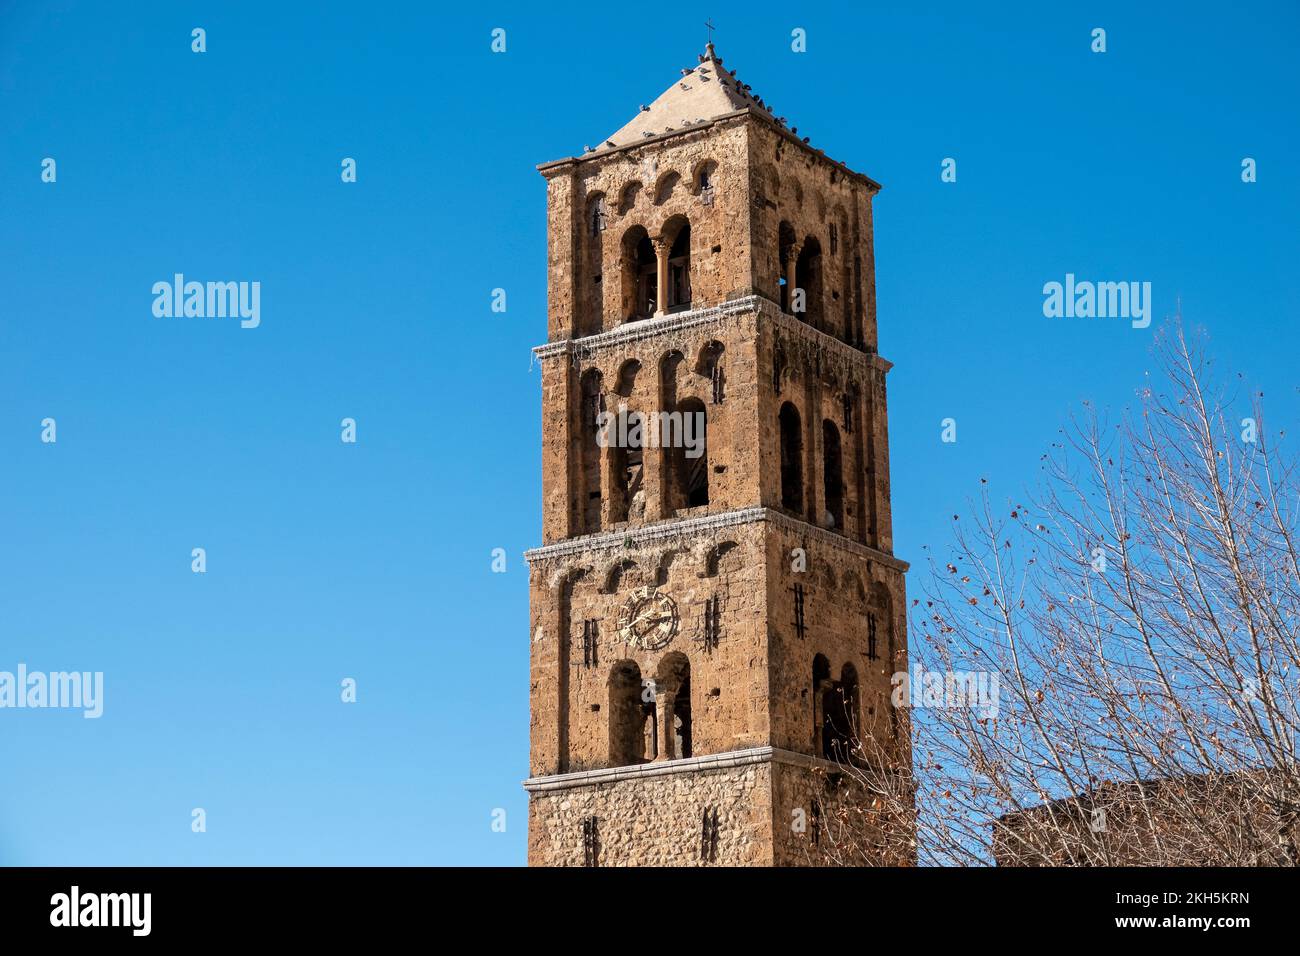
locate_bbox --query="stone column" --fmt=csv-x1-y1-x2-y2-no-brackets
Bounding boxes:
655,676,681,761
599,392,618,527
644,405,666,521
642,698,659,762
652,236,670,317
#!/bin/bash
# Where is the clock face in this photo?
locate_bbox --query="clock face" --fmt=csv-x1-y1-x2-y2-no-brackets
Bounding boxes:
617,586,679,651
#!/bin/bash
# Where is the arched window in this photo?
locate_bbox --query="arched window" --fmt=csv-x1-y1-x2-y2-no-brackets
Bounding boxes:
696,161,717,205
589,195,607,237
812,654,831,755
673,398,708,509
778,221,797,311
838,663,860,759
578,195,610,336
609,408,644,523
816,658,856,763
697,341,725,404
822,419,844,530
609,661,651,766
666,222,692,312
605,559,637,594
659,350,683,409
657,652,692,760
704,540,739,577
615,359,641,398
580,369,603,533
619,181,642,215
622,226,656,321
779,402,803,513
796,236,824,329
655,171,680,205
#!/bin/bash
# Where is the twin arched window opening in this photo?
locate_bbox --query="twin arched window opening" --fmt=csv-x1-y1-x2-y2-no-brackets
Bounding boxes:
777,402,846,532
581,352,716,533
609,654,692,766
813,655,859,763
779,220,862,346
624,222,692,321
780,229,824,326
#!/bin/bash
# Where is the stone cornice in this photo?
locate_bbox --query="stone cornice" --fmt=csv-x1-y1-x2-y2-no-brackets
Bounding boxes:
536,108,883,194
523,505,909,573
533,295,893,375
522,745,844,793
768,305,893,376
533,296,764,360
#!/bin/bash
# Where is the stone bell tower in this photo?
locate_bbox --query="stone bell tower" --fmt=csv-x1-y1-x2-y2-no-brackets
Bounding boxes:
524,42,911,866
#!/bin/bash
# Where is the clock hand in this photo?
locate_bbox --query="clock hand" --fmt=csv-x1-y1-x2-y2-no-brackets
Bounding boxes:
629,608,658,629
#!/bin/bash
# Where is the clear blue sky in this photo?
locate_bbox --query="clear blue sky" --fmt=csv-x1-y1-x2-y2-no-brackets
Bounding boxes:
1,2,1296,865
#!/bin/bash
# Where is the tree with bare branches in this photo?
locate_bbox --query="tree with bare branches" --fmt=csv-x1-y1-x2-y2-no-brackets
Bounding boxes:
810,323,1300,866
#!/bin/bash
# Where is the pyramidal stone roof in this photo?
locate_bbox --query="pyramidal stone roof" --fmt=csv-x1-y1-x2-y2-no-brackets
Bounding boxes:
594,43,778,152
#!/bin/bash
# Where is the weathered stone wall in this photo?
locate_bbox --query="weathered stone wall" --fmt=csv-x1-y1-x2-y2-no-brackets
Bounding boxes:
526,750,913,867
753,310,893,549
536,298,898,549
526,510,908,782
527,759,773,867
542,119,756,342
527,518,770,777
538,304,763,544
747,121,879,350
762,522,907,762
769,760,915,866
541,113,881,352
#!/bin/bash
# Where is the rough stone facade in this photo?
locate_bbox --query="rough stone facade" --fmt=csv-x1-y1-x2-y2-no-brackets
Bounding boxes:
528,753,774,867
526,44,910,866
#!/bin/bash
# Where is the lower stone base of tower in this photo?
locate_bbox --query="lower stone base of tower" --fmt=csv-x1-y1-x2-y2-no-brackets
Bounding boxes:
525,746,913,866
